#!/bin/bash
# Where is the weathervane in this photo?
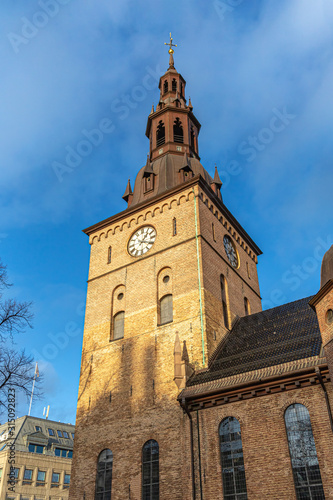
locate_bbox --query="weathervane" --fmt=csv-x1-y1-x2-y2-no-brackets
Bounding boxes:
165,32,177,54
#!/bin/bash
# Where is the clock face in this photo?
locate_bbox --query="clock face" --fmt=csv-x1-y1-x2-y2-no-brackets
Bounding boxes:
128,226,157,257
223,235,239,268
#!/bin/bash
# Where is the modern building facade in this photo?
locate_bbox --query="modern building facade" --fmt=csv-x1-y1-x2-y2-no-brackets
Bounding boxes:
0,416,74,500
69,44,333,500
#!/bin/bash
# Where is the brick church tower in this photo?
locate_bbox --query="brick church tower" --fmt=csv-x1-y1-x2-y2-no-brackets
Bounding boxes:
69,39,262,500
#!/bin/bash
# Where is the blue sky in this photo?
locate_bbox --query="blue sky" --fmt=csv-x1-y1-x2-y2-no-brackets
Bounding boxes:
1,0,332,424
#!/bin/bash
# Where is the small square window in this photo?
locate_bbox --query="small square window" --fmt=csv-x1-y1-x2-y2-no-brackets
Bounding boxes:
13,468,19,479
37,470,46,482
48,428,55,436
35,425,42,432
23,469,33,481
64,473,71,484
57,430,63,438
52,472,60,483
63,431,69,439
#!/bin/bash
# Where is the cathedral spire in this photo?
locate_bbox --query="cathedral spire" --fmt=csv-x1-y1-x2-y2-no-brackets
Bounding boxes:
164,32,177,69
122,178,133,207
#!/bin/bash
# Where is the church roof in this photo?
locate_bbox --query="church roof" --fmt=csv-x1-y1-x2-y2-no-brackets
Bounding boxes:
129,153,213,207
187,296,322,387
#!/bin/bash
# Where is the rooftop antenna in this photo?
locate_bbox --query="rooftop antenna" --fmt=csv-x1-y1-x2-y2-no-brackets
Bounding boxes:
45,406,50,420
28,362,39,416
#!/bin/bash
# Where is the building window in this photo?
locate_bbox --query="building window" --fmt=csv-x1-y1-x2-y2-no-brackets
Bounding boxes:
142,440,159,500
63,431,69,439
29,443,44,454
172,78,177,92
64,473,71,488
190,127,195,151
71,432,75,440
95,449,113,500
173,118,184,143
244,297,251,316
219,417,248,500
113,311,125,340
107,246,112,264
160,294,173,325
285,404,325,500
55,448,72,458
220,275,230,329
144,175,154,193
48,428,55,436
57,430,63,438
163,80,168,94
51,472,60,487
172,218,177,236
35,425,42,432
23,469,33,484
36,470,46,486
156,121,165,147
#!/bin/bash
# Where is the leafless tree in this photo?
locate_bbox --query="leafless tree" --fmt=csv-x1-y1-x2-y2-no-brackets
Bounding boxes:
0,259,41,414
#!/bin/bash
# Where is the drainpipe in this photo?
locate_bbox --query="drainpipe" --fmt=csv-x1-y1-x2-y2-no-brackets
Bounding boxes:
196,410,203,500
193,187,205,367
315,367,333,432
181,398,196,500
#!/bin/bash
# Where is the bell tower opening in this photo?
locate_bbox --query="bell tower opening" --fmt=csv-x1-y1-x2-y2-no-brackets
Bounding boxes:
156,120,165,147
173,118,183,144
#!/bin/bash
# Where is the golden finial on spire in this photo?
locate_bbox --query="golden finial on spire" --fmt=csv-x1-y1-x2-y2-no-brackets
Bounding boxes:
164,32,177,54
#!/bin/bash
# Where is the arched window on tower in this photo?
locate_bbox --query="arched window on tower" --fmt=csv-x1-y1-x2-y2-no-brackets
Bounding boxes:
156,121,165,147
219,417,248,499
172,78,177,92
190,127,195,152
142,440,159,500
95,449,113,500
285,404,325,500
113,311,124,340
220,275,230,329
159,294,173,325
163,80,168,94
173,118,183,143
244,297,251,316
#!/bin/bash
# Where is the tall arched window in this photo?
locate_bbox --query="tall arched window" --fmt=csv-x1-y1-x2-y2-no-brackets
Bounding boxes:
172,78,177,92
173,118,183,143
219,417,248,500
113,311,124,340
95,449,113,500
244,297,250,316
163,80,168,94
142,440,159,500
156,121,165,147
220,275,230,329
285,404,325,499
160,294,173,325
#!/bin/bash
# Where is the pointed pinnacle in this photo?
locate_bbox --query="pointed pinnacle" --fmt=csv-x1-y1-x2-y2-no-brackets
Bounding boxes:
150,103,154,114
188,97,193,110
214,165,223,187
169,51,175,69
122,178,133,201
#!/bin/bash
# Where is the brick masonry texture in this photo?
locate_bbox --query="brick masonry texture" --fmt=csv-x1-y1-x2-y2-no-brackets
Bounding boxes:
69,177,333,500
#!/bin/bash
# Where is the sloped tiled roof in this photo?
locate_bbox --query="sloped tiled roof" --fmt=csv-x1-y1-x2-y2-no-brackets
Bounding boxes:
188,296,322,387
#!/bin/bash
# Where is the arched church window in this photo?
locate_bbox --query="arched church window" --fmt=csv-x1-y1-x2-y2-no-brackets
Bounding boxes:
285,404,325,500
172,78,177,92
95,449,113,500
220,275,230,329
173,118,183,144
163,80,168,94
244,297,251,316
142,440,159,500
190,127,195,152
160,294,173,325
219,417,248,499
113,311,124,340
156,121,165,147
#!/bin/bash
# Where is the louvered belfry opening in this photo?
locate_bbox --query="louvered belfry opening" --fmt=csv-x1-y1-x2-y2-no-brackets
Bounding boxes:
156,121,165,147
173,118,183,143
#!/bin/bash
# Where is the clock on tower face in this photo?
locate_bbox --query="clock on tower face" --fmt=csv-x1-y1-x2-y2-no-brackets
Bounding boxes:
128,226,157,257
223,235,239,268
